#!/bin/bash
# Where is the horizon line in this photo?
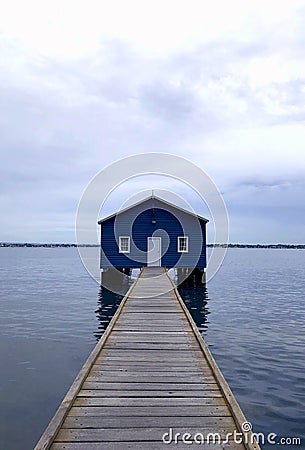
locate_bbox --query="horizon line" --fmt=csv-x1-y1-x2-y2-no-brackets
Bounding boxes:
0,242,305,248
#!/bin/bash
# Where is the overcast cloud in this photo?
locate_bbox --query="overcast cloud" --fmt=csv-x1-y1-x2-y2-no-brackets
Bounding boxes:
1,0,305,243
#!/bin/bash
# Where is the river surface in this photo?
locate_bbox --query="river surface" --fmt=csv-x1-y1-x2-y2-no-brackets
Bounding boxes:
0,247,304,449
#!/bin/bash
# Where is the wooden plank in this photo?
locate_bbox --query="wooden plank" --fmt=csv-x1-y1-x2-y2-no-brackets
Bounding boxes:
125,302,179,306
101,350,202,356
85,376,216,384
97,351,203,358
77,389,223,398
116,310,185,315
116,312,186,317
93,356,204,363
92,358,207,366
91,367,209,375
92,364,205,371
99,353,204,360
109,330,191,335
106,335,197,342
51,442,247,450
125,298,179,302
74,397,226,407
112,325,189,330
87,371,213,379
103,343,197,350
105,337,196,343
62,415,236,429
92,363,206,369
121,308,180,312
91,365,210,373
120,313,183,317
122,309,180,313
93,358,205,365
106,330,194,342
106,339,196,344
68,405,232,417
113,321,189,326
100,348,203,355
115,320,186,323
105,333,196,345
54,426,238,442
115,316,188,320
112,327,189,331
94,358,204,365
89,361,212,369
86,375,216,383
82,382,220,391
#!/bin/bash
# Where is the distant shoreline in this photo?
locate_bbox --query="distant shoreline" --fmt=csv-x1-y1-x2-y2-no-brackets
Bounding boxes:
1,242,304,249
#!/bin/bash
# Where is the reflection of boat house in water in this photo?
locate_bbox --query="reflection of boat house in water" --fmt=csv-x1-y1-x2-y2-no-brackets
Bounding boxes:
98,194,208,283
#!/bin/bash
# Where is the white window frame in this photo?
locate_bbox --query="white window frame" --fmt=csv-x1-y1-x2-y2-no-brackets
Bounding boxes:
178,236,189,253
119,236,130,253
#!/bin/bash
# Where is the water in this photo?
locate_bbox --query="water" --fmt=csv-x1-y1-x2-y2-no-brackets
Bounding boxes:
0,248,304,449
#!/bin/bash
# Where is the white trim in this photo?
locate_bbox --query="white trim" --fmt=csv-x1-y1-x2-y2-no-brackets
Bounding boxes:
147,236,162,266
119,236,130,253
178,236,189,253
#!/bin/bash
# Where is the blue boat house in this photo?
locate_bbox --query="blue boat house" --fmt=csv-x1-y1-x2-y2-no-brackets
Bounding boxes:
98,194,208,284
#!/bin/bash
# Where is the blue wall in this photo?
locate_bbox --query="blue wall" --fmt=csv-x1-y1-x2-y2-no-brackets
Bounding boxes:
100,198,207,269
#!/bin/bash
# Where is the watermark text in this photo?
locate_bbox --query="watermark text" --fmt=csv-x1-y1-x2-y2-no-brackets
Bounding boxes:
162,423,302,446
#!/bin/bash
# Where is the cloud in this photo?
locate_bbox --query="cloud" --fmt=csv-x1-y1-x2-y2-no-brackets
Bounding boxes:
0,2,305,242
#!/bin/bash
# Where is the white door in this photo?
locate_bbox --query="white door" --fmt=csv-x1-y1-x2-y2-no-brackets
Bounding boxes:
147,237,162,267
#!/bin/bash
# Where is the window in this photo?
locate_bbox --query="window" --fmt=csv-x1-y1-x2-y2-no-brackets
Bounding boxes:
178,236,189,253
119,236,130,253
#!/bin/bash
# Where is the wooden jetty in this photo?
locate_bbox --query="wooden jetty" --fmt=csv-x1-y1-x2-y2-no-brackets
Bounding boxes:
35,267,261,450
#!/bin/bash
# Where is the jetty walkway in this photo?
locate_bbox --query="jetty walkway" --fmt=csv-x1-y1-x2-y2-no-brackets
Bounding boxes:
35,267,260,450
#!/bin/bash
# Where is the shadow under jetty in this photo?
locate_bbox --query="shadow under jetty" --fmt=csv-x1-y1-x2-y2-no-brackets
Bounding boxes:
176,268,206,286
100,267,133,294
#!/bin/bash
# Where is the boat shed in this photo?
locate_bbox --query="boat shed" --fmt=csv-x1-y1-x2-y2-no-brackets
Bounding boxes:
98,195,208,271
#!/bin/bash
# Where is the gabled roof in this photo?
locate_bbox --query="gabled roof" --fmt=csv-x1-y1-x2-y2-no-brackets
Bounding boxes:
98,194,209,224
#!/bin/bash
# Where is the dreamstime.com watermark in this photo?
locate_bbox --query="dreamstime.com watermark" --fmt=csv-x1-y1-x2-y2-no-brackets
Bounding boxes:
161,422,302,446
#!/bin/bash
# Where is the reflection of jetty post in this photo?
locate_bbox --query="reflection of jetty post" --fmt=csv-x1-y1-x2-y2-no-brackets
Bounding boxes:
176,268,206,286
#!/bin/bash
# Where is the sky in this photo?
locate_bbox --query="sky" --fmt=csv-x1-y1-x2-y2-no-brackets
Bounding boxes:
1,0,305,244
